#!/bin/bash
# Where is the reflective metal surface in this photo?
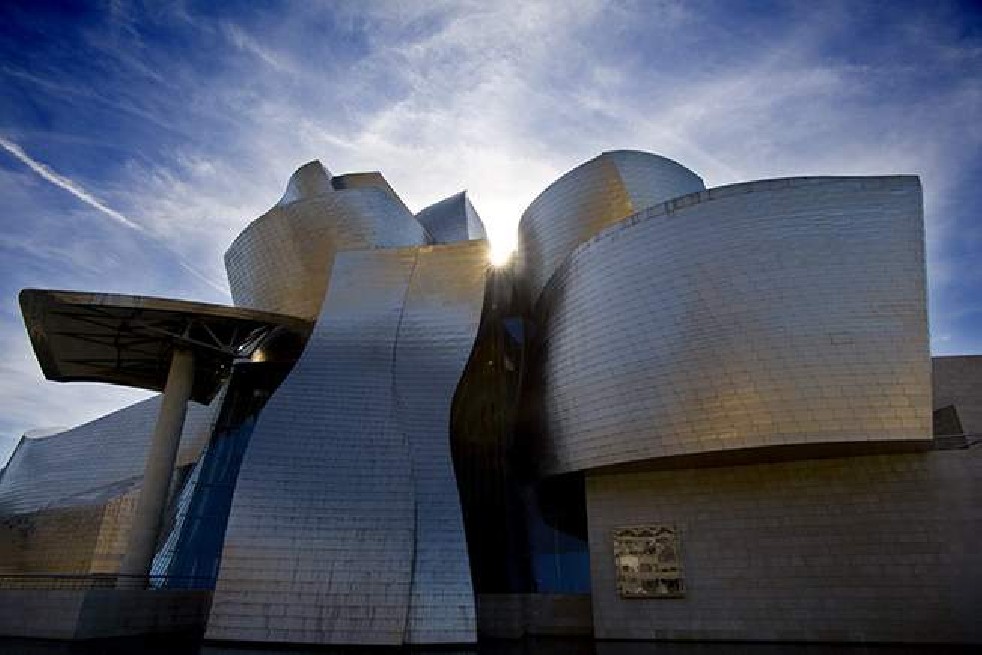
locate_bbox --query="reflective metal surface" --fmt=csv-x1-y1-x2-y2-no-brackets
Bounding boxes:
331,171,414,214
533,176,930,475
0,395,222,573
1,149,949,647
416,191,488,243
208,241,487,645
517,150,704,302
225,162,427,320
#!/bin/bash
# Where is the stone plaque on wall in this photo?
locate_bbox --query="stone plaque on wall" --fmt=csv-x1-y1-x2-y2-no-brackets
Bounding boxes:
613,525,684,598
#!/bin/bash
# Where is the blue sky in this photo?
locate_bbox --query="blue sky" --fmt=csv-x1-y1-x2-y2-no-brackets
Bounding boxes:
1,0,980,464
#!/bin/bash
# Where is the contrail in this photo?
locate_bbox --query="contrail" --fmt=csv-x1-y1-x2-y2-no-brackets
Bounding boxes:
0,136,229,295
0,136,146,233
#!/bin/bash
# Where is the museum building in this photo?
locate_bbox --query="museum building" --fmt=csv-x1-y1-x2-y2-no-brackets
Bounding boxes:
0,151,979,645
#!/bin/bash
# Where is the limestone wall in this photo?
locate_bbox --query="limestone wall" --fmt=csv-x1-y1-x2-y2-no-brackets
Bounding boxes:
933,355,982,434
585,449,981,643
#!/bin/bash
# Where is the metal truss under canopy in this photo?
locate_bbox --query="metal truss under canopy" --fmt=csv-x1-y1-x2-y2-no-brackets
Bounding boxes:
19,289,310,404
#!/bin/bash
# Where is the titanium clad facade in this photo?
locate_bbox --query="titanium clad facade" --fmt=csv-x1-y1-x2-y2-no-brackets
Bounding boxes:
225,164,427,320
207,242,486,645
208,248,418,644
6,148,975,647
278,160,333,205
517,150,704,301
0,396,220,517
0,396,221,574
331,171,413,214
415,192,487,243
394,243,486,643
535,177,930,475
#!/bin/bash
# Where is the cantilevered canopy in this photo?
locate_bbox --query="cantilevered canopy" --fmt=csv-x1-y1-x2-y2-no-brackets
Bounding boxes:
20,289,311,404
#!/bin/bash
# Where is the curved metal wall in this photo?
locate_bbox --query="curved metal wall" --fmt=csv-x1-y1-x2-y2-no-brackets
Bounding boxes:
517,150,703,301
225,166,428,320
208,241,487,645
0,396,220,516
0,396,221,574
534,176,930,475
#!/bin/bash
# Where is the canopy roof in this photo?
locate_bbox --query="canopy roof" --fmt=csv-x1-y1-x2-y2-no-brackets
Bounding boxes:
20,289,310,404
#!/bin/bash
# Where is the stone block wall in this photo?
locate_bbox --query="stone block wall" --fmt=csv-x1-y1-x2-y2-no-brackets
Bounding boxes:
0,589,211,639
585,449,981,643
476,594,593,638
933,355,982,434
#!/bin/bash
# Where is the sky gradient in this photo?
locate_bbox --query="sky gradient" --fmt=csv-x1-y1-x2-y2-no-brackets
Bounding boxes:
1,0,980,464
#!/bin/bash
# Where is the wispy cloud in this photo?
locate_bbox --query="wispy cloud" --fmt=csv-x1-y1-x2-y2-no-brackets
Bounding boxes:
221,22,298,76
0,136,228,295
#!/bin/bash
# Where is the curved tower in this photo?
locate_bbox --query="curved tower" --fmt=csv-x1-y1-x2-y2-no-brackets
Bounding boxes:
532,175,930,474
225,161,428,320
517,150,704,301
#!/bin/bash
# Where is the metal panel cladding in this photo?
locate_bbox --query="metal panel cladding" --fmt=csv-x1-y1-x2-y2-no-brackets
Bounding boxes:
207,241,487,645
517,150,704,301
415,191,487,243
535,176,930,475
0,396,220,516
0,396,221,573
224,163,428,320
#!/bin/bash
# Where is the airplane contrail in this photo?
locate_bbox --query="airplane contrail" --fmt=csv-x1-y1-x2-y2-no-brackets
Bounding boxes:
0,136,146,233
0,136,229,295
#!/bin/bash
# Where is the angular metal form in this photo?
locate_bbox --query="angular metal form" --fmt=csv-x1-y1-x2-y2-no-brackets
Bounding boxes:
225,162,427,320
532,176,931,474
19,289,308,404
207,241,487,645
415,191,487,243
517,150,704,301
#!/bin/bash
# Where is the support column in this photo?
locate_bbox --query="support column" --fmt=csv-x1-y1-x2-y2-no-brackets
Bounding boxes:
117,347,194,588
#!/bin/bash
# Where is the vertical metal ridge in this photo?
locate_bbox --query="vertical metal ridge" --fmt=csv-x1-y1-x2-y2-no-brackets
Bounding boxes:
396,242,485,644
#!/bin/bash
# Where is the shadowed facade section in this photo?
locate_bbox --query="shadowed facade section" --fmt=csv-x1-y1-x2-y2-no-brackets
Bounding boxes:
207,241,487,645
932,356,982,435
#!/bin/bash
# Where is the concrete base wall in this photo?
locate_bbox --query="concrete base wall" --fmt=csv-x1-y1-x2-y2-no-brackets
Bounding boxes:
586,448,981,643
0,589,211,639
477,594,593,638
